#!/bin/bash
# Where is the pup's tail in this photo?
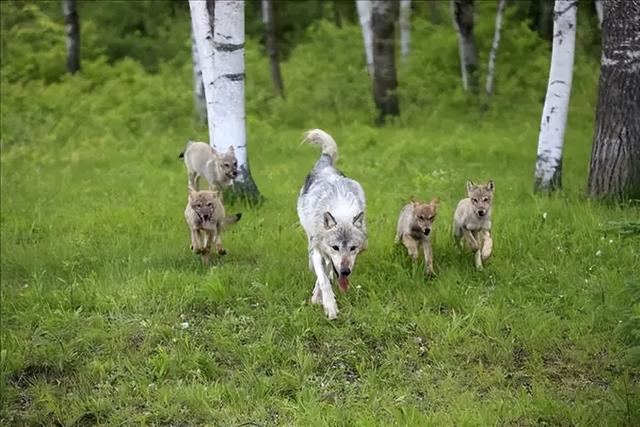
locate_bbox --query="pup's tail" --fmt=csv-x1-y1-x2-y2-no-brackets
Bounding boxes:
223,213,242,226
302,129,338,164
178,140,194,159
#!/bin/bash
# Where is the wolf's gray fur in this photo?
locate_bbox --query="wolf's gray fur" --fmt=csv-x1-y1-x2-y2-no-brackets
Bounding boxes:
453,180,494,269
180,141,238,191
297,129,367,320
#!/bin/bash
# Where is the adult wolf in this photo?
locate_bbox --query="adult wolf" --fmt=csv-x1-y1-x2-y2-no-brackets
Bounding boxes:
297,129,368,320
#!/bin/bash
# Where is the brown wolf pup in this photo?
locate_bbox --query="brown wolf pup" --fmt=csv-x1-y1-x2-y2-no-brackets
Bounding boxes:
395,197,439,276
184,187,241,266
179,141,238,191
453,180,494,269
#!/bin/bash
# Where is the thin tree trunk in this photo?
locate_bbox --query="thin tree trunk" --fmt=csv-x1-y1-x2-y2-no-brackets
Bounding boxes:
594,0,603,29
485,0,507,97
356,0,374,75
262,0,284,97
372,0,399,122
63,0,80,74
539,0,554,40
399,0,411,60
212,0,261,202
534,0,578,193
191,29,206,122
333,0,342,28
452,0,478,92
587,0,640,201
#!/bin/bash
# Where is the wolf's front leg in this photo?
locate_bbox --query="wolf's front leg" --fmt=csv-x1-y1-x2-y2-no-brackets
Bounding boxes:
311,250,338,319
463,229,480,251
481,230,492,261
311,280,322,305
190,228,202,253
214,225,226,255
422,239,435,276
402,234,419,261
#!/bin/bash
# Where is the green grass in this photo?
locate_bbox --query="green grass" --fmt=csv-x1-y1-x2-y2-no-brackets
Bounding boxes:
1,10,639,425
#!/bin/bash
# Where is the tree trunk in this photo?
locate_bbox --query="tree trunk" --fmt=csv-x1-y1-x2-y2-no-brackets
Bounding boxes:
63,0,80,74
594,0,603,29
587,0,640,201
262,0,284,97
452,0,478,92
212,0,261,202
538,0,554,40
372,0,399,122
399,0,411,60
534,0,577,193
485,0,507,97
356,0,374,75
190,29,206,122
333,0,342,28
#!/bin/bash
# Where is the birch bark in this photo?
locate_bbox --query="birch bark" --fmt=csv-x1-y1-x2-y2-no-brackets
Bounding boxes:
485,0,507,97
356,0,374,75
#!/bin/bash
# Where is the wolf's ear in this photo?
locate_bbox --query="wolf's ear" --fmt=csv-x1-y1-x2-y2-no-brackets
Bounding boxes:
353,211,365,229
410,196,417,205
323,212,337,229
430,197,439,207
486,180,495,192
188,186,196,201
466,180,475,193
227,145,235,154
209,145,219,156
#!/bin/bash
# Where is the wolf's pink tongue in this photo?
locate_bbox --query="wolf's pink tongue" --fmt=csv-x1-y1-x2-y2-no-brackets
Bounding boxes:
338,276,349,293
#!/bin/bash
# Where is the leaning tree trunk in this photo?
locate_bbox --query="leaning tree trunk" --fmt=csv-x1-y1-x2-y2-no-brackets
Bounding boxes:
356,0,374,75
63,0,80,74
262,0,284,97
452,0,478,92
587,0,640,201
534,0,577,193
190,30,206,122
485,0,507,97
399,0,411,60
372,0,399,122
212,0,261,202
594,0,603,28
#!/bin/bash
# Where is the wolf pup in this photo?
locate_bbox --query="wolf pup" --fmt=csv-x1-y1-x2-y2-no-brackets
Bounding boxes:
453,180,494,269
297,129,368,320
184,187,241,266
395,197,439,276
179,141,238,191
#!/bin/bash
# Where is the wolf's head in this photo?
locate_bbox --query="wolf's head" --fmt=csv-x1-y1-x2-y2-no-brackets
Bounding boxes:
318,211,367,292
214,146,238,180
188,187,220,227
466,180,494,218
409,198,439,236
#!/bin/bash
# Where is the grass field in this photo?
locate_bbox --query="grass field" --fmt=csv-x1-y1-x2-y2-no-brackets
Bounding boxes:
1,15,639,425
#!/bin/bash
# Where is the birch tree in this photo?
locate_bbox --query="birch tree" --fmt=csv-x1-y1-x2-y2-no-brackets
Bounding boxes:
356,0,373,75
399,0,411,60
372,0,399,121
63,0,80,74
191,31,206,122
587,0,640,201
485,0,507,97
262,0,284,97
190,0,261,201
452,0,478,91
533,0,577,192
594,0,603,28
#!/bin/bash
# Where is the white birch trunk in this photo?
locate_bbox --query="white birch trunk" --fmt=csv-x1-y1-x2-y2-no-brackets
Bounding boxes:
534,0,578,192
356,0,374,75
594,0,603,28
189,0,217,143
190,28,206,122
485,0,507,96
399,0,411,60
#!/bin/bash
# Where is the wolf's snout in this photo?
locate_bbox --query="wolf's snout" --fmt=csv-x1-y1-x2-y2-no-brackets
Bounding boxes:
477,210,486,217
340,268,351,277
423,228,431,236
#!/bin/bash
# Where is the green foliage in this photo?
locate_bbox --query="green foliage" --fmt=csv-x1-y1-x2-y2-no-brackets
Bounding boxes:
1,1,638,425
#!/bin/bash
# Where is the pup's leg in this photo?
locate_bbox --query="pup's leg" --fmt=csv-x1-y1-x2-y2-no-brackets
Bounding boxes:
311,249,338,320
311,280,322,305
473,232,483,269
481,230,492,261
422,239,435,276
214,224,226,255
190,228,202,253
200,247,210,266
402,235,419,262
462,229,480,251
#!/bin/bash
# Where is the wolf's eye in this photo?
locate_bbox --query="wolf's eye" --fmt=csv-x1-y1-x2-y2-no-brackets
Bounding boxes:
233,162,237,166
197,203,202,208
331,245,339,251
224,163,229,167
350,246,356,252
483,197,488,202
472,198,478,203
207,202,213,207
428,216,434,220
418,215,424,220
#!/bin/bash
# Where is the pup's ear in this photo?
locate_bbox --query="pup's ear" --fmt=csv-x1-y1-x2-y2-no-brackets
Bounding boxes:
410,196,417,205
210,145,219,156
353,211,364,229
430,197,439,208
486,180,495,192
323,212,337,229
466,180,475,193
227,145,235,154
188,186,196,201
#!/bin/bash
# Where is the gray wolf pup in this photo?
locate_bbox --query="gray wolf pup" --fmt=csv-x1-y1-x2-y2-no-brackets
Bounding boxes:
395,197,439,276
184,187,241,266
453,180,494,269
297,129,368,320
179,141,238,191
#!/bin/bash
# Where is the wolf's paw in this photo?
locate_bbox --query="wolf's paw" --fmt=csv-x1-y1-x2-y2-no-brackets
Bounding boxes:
311,289,322,305
217,248,227,256
324,305,339,320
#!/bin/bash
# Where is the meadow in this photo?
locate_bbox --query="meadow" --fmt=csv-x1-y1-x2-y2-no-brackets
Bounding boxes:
1,3,639,425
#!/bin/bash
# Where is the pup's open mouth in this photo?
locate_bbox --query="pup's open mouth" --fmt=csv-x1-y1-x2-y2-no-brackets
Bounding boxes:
332,264,349,293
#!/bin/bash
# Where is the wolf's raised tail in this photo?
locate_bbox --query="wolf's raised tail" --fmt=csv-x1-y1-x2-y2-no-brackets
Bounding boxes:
223,213,242,226
178,140,194,159
302,129,338,164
